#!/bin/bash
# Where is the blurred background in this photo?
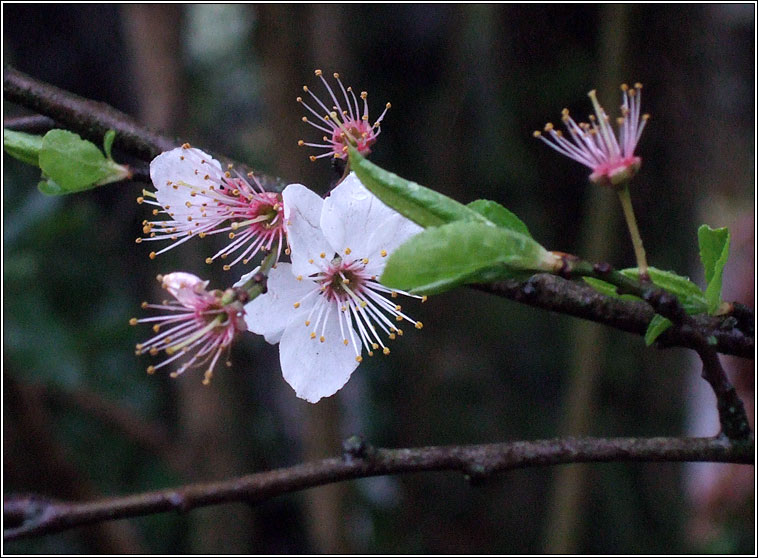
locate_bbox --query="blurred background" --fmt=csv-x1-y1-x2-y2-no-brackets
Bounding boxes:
3,4,754,554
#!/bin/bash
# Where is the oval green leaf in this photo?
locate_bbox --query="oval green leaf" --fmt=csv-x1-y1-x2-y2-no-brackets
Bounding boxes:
380,221,552,294
467,199,532,238
348,145,488,228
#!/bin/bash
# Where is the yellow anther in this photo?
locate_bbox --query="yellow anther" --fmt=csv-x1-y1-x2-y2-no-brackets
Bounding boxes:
223,265,230,271
202,371,212,385
386,102,391,109
355,356,363,363
305,320,310,326
342,278,350,284
149,251,157,260
320,252,326,258
182,142,191,149
390,292,398,298
333,72,339,79
343,339,349,345
361,258,369,264
380,249,387,257
136,196,144,204
314,69,322,76
147,365,155,374
297,275,303,281
141,301,148,309
383,347,390,355
298,140,305,146
372,343,379,350
415,321,423,329
421,295,428,303
294,302,301,308
310,332,316,339
395,315,403,322
309,156,317,162
229,232,235,239
360,91,367,99
389,333,396,340
169,371,179,378
205,257,213,264
152,324,160,332
129,318,138,326
303,85,309,92
135,238,142,244
319,336,325,343
345,247,352,255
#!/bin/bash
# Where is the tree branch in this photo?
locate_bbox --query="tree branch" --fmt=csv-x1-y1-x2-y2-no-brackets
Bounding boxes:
473,274,753,359
3,65,287,192
4,435,752,541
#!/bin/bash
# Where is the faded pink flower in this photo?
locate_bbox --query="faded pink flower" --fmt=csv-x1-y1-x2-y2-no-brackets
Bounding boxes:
131,272,247,384
297,69,390,161
138,145,286,270
534,83,649,188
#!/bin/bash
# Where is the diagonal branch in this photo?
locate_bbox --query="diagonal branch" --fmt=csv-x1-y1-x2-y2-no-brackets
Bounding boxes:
3,65,288,192
473,274,753,359
4,435,753,541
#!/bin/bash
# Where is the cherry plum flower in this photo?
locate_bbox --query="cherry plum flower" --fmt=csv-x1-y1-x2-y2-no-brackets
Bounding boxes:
534,83,649,188
138,144,286,270
131,272,247,385
297,69,391,161
244,173,425,403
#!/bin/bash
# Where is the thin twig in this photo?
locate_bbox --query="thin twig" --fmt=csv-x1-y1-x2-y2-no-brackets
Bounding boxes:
3,65,287,192
4,435,753,541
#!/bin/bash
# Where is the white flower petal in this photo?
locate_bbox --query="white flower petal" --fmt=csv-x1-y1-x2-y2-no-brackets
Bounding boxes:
150,147,223,216
282,184,332,277
363,212,423,275
161,272,209,307
244,264,315,344
279,305,359,403
321,172,396,257
233,266,261,288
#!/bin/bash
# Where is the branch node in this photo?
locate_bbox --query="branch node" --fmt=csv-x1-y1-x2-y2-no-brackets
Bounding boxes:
342,434,374,462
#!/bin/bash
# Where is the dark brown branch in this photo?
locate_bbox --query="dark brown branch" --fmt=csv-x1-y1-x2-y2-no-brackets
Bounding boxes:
4,435,752,541
473,274,753,359
3,114,56,133
3,65,287,192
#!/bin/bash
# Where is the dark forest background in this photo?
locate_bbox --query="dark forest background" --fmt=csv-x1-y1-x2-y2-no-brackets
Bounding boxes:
3,4,754,554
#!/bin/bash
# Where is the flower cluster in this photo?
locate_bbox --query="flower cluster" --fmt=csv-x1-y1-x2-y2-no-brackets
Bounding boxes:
133,71,425,402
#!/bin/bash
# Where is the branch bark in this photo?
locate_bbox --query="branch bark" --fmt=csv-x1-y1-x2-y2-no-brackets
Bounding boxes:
3,65,287,192
473,274,753,359
4,435,753,541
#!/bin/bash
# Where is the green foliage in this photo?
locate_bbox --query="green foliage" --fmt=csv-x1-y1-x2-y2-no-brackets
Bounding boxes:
380,221,551,294
348,145,488,227
644,315,673,346
3,129,44,166
4,128,131,195
620,267,708,315
38,129,131,195
466,199,533,238
698,225,730,314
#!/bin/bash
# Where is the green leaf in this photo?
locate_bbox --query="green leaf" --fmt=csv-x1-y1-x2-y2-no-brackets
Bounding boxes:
467,199,532,238
620,266,708,315
37,179,64,196
38,129,130,194
380,221,553,294
698,225,730,314
644,314,672,346
348,145,488,228
4,129,43,166
103,129,116,160
581,277,640,302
